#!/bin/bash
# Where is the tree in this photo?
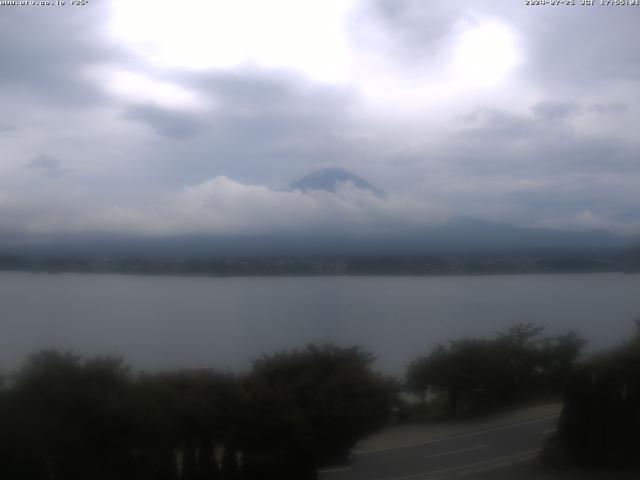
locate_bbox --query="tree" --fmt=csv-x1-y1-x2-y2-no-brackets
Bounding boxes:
407,324,587,417
242,344,394,478
129,369,243,480
540,331,587,394
549,322,640,468
1,345,393,479
407,339,510,416
6,350,134,480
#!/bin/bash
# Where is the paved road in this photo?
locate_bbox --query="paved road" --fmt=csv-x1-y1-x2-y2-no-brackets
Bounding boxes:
318,414,559,480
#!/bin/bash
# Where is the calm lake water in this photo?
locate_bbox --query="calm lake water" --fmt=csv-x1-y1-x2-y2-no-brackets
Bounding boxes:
1,272,639,376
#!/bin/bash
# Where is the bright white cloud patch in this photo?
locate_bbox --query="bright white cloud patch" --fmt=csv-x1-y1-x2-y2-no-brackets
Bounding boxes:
451,19,522,87
108,0,356,83
88,66,212,111
0,177,444,236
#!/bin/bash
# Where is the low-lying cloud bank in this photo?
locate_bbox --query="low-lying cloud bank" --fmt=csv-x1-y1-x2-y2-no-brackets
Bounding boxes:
2,173,640,240
0,177,445,238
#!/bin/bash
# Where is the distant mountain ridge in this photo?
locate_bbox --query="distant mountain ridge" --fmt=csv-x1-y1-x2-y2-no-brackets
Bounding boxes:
1,216,637,259
404,217,633,253
289,167,383,196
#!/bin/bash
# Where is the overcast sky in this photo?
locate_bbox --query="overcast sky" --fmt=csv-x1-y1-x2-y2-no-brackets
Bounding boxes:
1,0,639,237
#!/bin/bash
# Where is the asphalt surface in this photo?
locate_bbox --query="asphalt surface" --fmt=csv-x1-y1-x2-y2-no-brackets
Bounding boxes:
318,414,560,480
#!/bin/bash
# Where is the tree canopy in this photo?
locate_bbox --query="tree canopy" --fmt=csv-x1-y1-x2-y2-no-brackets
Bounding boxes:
406,324,587,416
548,321,640,469
0,344,393,480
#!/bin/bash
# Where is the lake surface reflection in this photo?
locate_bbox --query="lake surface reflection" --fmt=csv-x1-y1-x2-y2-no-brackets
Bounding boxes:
1,272,639,376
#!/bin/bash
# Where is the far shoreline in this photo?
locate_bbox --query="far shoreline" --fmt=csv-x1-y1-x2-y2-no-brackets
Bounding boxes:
0,267,636,280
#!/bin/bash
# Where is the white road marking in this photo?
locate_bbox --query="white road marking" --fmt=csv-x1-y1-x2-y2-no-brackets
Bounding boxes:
423,444,487,459
541,428,557,435
354,414,559,455
318,466,352,474
383,449,540,480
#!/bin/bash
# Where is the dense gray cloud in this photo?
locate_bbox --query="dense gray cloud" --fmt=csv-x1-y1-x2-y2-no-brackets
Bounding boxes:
122,105,207,139
350,0,461,66
531,101,580,121
521,6,640,86
0,0,639,238
0,4,115,105
26,155,66,178
120,70,360,186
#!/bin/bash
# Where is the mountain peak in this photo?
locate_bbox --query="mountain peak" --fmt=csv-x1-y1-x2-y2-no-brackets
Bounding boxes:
290,168,383,196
